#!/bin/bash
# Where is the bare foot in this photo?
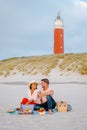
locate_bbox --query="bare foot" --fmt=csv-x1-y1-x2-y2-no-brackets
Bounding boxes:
48,109,53,114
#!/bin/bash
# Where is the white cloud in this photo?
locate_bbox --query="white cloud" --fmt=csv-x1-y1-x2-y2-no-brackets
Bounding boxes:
74,0,87,8
80,0,87,8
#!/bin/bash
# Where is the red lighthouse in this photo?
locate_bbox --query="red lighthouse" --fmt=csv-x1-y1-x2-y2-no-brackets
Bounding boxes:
54,13,64,54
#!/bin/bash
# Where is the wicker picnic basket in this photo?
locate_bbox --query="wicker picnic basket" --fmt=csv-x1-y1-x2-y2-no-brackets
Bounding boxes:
56,101,67,112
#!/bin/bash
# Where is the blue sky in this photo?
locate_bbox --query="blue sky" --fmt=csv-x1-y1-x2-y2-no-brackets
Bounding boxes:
0,0,87,60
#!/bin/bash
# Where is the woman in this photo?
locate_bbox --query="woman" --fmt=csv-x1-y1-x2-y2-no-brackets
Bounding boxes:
20,80,40,106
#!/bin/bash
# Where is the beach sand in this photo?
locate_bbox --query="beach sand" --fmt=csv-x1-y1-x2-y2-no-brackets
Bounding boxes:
0,73,87,130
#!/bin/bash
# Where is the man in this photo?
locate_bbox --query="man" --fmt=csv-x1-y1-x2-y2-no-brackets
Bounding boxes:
34,78,56,113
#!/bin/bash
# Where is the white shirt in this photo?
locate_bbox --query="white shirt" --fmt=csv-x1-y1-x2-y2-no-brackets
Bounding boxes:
27,89,40,104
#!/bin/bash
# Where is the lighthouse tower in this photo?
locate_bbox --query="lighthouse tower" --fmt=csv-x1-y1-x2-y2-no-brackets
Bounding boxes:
54,13,64,54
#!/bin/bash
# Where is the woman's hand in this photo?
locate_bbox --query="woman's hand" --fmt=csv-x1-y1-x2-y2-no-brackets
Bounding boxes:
26,100,34,104
29,99,34,103
37,93,42,98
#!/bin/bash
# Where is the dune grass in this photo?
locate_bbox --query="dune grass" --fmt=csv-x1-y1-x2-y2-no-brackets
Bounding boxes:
0,53,87,77
59,53,87,74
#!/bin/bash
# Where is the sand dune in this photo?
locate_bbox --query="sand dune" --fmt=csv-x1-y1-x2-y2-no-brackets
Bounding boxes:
0,53,87,78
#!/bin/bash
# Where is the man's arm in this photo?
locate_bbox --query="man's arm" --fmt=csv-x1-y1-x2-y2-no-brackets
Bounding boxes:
40,89,54,97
